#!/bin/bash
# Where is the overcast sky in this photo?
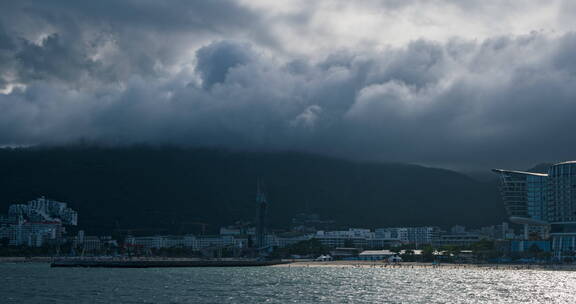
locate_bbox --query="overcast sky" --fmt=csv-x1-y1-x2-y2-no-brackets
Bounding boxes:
1,0,576,170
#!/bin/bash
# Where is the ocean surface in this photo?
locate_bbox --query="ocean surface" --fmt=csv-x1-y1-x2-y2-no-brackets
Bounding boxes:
2,263,576,303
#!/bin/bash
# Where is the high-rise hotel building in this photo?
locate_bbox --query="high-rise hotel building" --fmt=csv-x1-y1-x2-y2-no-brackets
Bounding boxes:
493,161,576,254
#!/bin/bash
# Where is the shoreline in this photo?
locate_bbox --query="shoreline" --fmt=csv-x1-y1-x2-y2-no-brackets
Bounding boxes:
3,257,576,271
273,260,576,271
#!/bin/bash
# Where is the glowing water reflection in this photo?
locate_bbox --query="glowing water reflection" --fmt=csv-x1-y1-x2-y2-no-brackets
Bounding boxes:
2,263,576,303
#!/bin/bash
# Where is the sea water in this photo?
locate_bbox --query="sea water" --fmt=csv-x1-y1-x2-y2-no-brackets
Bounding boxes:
2,263,576,303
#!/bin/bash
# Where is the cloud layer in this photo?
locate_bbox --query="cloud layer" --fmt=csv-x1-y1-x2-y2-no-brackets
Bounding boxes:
1,0,576,169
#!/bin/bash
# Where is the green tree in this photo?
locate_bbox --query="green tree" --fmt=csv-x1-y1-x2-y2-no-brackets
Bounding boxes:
402,249,415,262
280,239,329,256
528,244,542,256
422,245,434,262
470,239,494,251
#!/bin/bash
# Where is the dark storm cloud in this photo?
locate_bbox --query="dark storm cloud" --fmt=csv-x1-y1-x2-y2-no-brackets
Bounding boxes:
0,0,274,88
195,41,255,88
0,0,576,169
16,34,97,83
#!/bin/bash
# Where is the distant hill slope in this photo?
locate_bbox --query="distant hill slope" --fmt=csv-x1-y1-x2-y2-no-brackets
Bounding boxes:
0,146,505,234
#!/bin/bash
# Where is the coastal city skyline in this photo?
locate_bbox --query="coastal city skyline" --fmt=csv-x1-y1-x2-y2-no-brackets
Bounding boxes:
0,192,529,258
3,159,573,262
2,1,576,303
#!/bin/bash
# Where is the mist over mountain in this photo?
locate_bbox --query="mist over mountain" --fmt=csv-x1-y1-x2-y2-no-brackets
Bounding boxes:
0,146,505,234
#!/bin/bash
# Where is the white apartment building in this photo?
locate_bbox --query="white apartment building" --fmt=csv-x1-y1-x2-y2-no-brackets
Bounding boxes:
9,197,78,226
9,221,61,247
125,235,247,250
269,234,313,247
375,227,439,245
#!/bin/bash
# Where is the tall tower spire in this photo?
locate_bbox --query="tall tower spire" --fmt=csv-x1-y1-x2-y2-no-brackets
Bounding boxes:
255,178,268,249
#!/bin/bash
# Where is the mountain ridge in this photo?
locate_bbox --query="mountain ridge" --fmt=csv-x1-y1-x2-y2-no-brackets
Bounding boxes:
0,146,506,234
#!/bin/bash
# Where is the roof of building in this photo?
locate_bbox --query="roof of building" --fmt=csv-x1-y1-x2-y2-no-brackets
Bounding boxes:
552,160,576,166
509,216,549,225
359,250,424,255
491,169,548,177
359,250,395,256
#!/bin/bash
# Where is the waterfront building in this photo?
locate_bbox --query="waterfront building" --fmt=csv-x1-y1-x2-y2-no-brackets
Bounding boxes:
406,226,438,245
9,196,78,226
510,240,551,253
367,238,403,249
76,236,102,252
311,227,434,249
270,233,313,248
314,228,374,248
125,235,197,250
493,161,576,257
493,168,550,240
125,236,165,249
432,233,483,247
375,227,439,245
358,250,397,260
125,234,248,251
476,222,516,240
9,220,63,247
329,247,362,259
0,197,78,247
547,161,576,255
196,235,246,250
375,228,408,242
357,250,420,261
0,215,17,243
220,226,255,236
450,225,466,234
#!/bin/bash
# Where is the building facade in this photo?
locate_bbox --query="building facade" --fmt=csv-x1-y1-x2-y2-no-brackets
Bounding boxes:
494,161,576,257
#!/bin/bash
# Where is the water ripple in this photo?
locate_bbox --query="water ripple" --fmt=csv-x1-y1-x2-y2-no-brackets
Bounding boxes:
2,264,576,303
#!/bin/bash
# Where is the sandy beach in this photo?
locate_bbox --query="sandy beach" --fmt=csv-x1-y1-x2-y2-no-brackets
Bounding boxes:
273,260,576,271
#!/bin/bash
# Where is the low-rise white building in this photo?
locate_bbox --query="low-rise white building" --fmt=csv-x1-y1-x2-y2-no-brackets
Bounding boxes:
269,234,313,247
10,221,61,247
125,234,247,251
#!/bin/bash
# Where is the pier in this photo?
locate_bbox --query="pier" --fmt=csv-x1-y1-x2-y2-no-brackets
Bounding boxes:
51,259,288,268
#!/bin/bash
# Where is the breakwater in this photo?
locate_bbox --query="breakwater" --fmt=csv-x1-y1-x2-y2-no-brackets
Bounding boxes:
51,259,287,268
